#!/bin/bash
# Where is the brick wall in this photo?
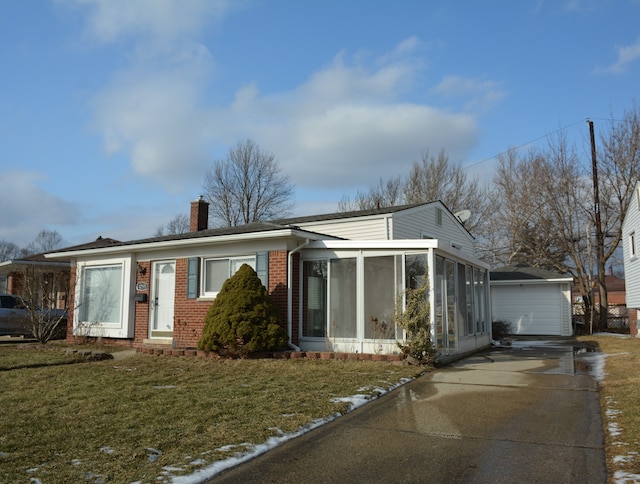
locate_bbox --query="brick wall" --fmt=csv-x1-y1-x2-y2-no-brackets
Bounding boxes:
630,308,639,338
65,266,76,343
133,261,151,347
172,258,212,348
64,249,298,349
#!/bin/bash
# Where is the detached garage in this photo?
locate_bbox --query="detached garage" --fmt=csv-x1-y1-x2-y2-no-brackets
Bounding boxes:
490,264,573,336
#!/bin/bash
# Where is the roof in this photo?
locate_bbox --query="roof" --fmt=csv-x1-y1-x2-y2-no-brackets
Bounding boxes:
0,237,120,269
490,264,573,282
272,202,432,225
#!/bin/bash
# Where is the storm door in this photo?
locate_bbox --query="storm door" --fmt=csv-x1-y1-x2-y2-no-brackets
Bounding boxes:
150,261,176,338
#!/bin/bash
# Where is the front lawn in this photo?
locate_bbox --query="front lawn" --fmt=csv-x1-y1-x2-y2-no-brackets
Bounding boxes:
0,345,423,483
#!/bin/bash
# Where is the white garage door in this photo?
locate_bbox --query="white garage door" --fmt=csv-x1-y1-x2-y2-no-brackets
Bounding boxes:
491,283,563,335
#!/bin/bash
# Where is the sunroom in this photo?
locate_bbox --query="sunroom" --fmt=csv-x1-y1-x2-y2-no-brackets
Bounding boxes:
298,240,491,358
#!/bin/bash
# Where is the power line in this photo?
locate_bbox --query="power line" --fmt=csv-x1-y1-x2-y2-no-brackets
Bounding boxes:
463,118,589,169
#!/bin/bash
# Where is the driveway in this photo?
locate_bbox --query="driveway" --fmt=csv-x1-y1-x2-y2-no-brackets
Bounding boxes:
210,339,606,483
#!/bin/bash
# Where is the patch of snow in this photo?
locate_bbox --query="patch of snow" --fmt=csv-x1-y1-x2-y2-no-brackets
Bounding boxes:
100,446,115,455
147,448,163,463
614,470,640,483
154,385,177,389
71,458,82,465
614,455,635,464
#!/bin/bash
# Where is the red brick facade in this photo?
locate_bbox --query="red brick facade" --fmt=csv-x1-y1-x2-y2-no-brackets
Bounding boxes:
66,251,295,349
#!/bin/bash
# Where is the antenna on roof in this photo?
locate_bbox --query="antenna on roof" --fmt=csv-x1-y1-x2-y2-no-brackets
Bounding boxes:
454,210,471,223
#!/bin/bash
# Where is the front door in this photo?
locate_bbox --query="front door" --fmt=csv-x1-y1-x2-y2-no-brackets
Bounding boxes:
150,261,175,339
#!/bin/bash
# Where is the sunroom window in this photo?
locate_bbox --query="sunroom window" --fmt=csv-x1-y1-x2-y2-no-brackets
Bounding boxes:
202,256,255,296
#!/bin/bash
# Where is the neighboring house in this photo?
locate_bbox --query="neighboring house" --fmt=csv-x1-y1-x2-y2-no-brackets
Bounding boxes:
46,199,492,359
621,182,640,338
0,237,119,310
490,264,573,336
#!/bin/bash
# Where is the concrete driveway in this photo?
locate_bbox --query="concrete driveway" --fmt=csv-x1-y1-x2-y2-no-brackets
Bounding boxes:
210,339,606,483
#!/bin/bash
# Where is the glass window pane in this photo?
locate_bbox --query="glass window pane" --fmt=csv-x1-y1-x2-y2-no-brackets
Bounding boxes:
204,259,228,294
466,265,474,335
364,256,396,340
446,259,457,351
81,265,123,323
303,260,327,337
230,257,255,275
329,258,357,338
457,263,467,336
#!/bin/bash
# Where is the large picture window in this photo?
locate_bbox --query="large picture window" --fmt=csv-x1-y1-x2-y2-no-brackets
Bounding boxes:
202,256,255,296
79,264,123,324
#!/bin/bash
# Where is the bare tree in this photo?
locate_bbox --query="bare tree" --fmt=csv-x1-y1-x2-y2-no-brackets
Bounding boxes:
0,240,21,262
22,230,63,256
155,213,190,237
338,176,404,212
202,139,295,227
18,263,69,343
404,150,490,233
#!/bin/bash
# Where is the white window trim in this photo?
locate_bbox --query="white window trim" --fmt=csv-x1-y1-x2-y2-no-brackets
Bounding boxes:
74,257,133,338
200,255,256,298
630,232,637,259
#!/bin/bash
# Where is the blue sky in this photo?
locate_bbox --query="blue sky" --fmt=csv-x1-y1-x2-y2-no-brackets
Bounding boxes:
1,0,639,247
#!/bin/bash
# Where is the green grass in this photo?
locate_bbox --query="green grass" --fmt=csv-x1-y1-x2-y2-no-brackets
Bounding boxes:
578,335,640,483
0,345,423,483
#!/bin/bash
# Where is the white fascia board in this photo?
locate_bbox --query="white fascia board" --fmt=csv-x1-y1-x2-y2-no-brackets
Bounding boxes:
308,239,439,250
490,278,573,286
307,239,490,269
46,229,329,259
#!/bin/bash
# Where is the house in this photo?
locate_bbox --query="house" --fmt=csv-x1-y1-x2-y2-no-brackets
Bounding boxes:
0,237,119,311
46,199,492,359
490,264,573,336
621,182,640,338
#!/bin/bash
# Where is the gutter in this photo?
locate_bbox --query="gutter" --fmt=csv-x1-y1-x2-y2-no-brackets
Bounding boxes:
287,239,310,351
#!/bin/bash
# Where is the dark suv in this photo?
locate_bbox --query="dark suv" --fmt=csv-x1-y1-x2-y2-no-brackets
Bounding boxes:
0,294,67,337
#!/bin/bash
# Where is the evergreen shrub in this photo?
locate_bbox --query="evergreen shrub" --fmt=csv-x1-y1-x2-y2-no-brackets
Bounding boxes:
198,264,288,357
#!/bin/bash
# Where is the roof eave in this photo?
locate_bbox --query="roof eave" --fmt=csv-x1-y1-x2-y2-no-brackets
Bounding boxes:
45,228,333,259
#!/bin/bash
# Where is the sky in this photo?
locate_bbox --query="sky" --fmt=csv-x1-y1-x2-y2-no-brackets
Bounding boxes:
1,0,640,248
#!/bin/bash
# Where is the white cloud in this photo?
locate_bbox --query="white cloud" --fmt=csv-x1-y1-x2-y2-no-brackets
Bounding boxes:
597,36,640,75
432,75,507,112
67,0,489,205
0,171,80,246
61,0,231,45
92,53,215,192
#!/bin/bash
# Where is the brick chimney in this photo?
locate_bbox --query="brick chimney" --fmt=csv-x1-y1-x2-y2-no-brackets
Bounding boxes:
190,196,209,232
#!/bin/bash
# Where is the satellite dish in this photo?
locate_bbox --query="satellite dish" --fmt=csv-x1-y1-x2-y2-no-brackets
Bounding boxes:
455,210,471,223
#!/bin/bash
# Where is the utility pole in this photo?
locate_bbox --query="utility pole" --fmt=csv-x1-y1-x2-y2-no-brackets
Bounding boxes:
588,119,607,331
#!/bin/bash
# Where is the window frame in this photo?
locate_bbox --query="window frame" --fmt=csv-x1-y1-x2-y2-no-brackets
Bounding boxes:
200,255,256,298
74,257,132,338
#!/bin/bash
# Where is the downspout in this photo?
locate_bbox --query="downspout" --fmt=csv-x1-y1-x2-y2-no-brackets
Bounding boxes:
287,239,310,351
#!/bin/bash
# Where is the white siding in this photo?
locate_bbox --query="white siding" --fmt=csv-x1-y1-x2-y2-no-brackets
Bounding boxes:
491,283,570,336
393,204,474,255
295,218,391,240
623,184,640,308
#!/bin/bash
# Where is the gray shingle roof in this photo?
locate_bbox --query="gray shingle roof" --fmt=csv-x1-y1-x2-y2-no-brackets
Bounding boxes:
490,264,572,281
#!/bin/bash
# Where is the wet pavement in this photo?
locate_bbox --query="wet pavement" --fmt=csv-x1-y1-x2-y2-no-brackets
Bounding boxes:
210,339,606,483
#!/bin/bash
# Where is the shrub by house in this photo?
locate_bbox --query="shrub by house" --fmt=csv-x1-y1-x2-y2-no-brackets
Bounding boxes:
198,264,287,356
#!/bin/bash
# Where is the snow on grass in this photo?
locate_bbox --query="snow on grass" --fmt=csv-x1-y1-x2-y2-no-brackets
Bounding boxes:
605,395,640,483
168,376,415,483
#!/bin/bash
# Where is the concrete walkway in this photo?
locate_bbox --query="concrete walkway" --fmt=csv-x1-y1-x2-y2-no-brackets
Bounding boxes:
210,339,606,483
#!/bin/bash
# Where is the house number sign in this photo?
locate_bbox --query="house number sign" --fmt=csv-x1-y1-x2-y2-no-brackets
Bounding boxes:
136,282,148,291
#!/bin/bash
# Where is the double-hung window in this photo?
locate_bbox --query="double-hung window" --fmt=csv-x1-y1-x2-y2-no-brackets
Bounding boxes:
202,256,256,297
